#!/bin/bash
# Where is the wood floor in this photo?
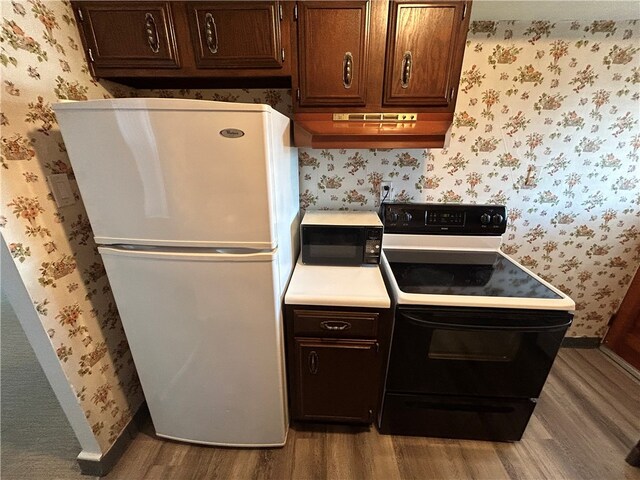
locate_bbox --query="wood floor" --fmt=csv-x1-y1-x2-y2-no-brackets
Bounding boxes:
106,349,640,480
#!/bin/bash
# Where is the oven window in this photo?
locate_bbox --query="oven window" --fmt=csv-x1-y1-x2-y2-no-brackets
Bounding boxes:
428,330,521,362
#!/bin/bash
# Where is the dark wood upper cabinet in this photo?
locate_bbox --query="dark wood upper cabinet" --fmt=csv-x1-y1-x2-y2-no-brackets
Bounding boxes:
292,0,471,113
186,2,283,69
296,1,371,107
78,2,180,70
73,0,471,111
383,1,466,107
291,0,472,147
72,1,291,85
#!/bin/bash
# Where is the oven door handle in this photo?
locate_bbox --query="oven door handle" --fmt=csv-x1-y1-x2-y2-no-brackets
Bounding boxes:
401,312,572,332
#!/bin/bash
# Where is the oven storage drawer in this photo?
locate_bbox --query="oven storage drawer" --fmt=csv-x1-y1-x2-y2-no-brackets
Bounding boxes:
379,393,536,442
293,310,378,338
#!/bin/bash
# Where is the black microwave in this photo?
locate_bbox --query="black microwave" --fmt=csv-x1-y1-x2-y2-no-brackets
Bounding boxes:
300,211,383,266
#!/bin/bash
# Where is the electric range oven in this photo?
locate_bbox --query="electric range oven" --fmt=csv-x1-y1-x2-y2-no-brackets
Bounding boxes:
378,203,575,442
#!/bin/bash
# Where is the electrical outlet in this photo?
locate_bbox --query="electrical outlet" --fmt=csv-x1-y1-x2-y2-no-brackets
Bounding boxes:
380,181,394,201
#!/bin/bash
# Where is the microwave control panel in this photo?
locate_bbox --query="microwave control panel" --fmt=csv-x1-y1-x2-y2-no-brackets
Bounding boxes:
364,227,383,263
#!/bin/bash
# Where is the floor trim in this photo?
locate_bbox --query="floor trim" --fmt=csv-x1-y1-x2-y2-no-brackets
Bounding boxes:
599,346,640,382
77,404,149,476
561,337,601,348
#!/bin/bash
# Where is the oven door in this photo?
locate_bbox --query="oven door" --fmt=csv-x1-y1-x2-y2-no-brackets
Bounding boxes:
386,307,572,399
301,226,366,266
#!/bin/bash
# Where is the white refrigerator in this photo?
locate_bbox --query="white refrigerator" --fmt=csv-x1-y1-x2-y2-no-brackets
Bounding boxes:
53,98,299,447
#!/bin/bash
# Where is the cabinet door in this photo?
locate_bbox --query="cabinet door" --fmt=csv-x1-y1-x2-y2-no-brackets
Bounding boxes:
75,2,179,69
383,1,468,107
186,2,282,69
297,1,371,107
293,339,379,422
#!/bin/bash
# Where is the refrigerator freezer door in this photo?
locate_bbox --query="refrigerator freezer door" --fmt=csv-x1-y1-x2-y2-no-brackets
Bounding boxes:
54,99,280,249
98,246,288,446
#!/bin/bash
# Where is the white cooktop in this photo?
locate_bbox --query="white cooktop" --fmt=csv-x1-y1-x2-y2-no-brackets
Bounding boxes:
285,256,390,309
381,234,575,312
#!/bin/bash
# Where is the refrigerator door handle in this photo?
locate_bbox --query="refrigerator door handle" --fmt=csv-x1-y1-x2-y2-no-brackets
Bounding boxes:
98,245,276,262
211,248,271,255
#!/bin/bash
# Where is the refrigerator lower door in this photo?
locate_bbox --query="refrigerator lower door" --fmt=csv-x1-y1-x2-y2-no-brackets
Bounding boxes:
99,246,288,447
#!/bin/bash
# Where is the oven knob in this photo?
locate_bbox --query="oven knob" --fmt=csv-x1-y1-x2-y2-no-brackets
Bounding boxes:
492,213,504,225
386,211,399,223
480,213,491,225
402,212,413,222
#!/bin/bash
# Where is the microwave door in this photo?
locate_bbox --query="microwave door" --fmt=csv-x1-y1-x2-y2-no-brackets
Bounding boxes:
301,226,366,266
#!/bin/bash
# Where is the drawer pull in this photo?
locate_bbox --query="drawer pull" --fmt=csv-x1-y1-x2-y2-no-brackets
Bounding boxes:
204,13,219,54
309,351,319,374
320,320,352,331
145,13,160,54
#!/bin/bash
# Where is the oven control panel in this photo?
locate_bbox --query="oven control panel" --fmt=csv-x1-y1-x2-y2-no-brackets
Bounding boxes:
382,203,507,235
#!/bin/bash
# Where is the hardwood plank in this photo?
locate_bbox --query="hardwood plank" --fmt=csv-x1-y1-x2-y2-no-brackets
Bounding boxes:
105,422,162,479
360,426,403,480
458,441,511,480
391,437,467,480
104,350,640,480
290,424,327,480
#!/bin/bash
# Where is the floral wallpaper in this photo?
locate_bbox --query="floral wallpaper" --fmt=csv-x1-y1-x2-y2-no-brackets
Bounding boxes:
142,19,640,339
1,1,142,453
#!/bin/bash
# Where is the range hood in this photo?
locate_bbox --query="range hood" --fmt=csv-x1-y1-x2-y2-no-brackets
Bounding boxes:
293,112,453,149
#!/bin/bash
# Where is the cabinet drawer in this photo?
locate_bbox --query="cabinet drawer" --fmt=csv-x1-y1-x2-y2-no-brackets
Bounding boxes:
293,310,378,338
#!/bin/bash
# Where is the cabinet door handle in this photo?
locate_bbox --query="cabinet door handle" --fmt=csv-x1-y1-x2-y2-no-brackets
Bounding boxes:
320,320,352,331
145,13,160,54
204,13,219,54
401,51,412,89
308,351,319,375
343,52,353,89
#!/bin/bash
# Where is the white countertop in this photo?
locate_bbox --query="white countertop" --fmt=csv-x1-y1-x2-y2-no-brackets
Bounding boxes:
285,257,390,309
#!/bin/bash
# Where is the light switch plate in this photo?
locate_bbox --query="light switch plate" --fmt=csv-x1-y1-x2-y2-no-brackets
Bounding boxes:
47,173,76,208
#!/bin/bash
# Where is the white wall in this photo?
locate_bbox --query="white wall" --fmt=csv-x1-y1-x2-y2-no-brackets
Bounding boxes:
472,0,640,21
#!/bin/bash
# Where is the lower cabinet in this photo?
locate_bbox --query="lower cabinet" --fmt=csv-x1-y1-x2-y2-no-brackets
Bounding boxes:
285,306,392,424
294,339,379,422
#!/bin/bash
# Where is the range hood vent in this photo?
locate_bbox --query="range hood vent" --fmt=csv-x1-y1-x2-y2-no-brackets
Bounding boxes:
293,112,453,149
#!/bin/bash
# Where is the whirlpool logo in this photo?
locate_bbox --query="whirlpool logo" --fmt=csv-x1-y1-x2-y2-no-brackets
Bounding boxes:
219,128,245,138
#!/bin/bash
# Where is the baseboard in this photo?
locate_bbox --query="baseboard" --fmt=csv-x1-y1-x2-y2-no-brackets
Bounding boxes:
561,337,601,348
77,403,149,476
